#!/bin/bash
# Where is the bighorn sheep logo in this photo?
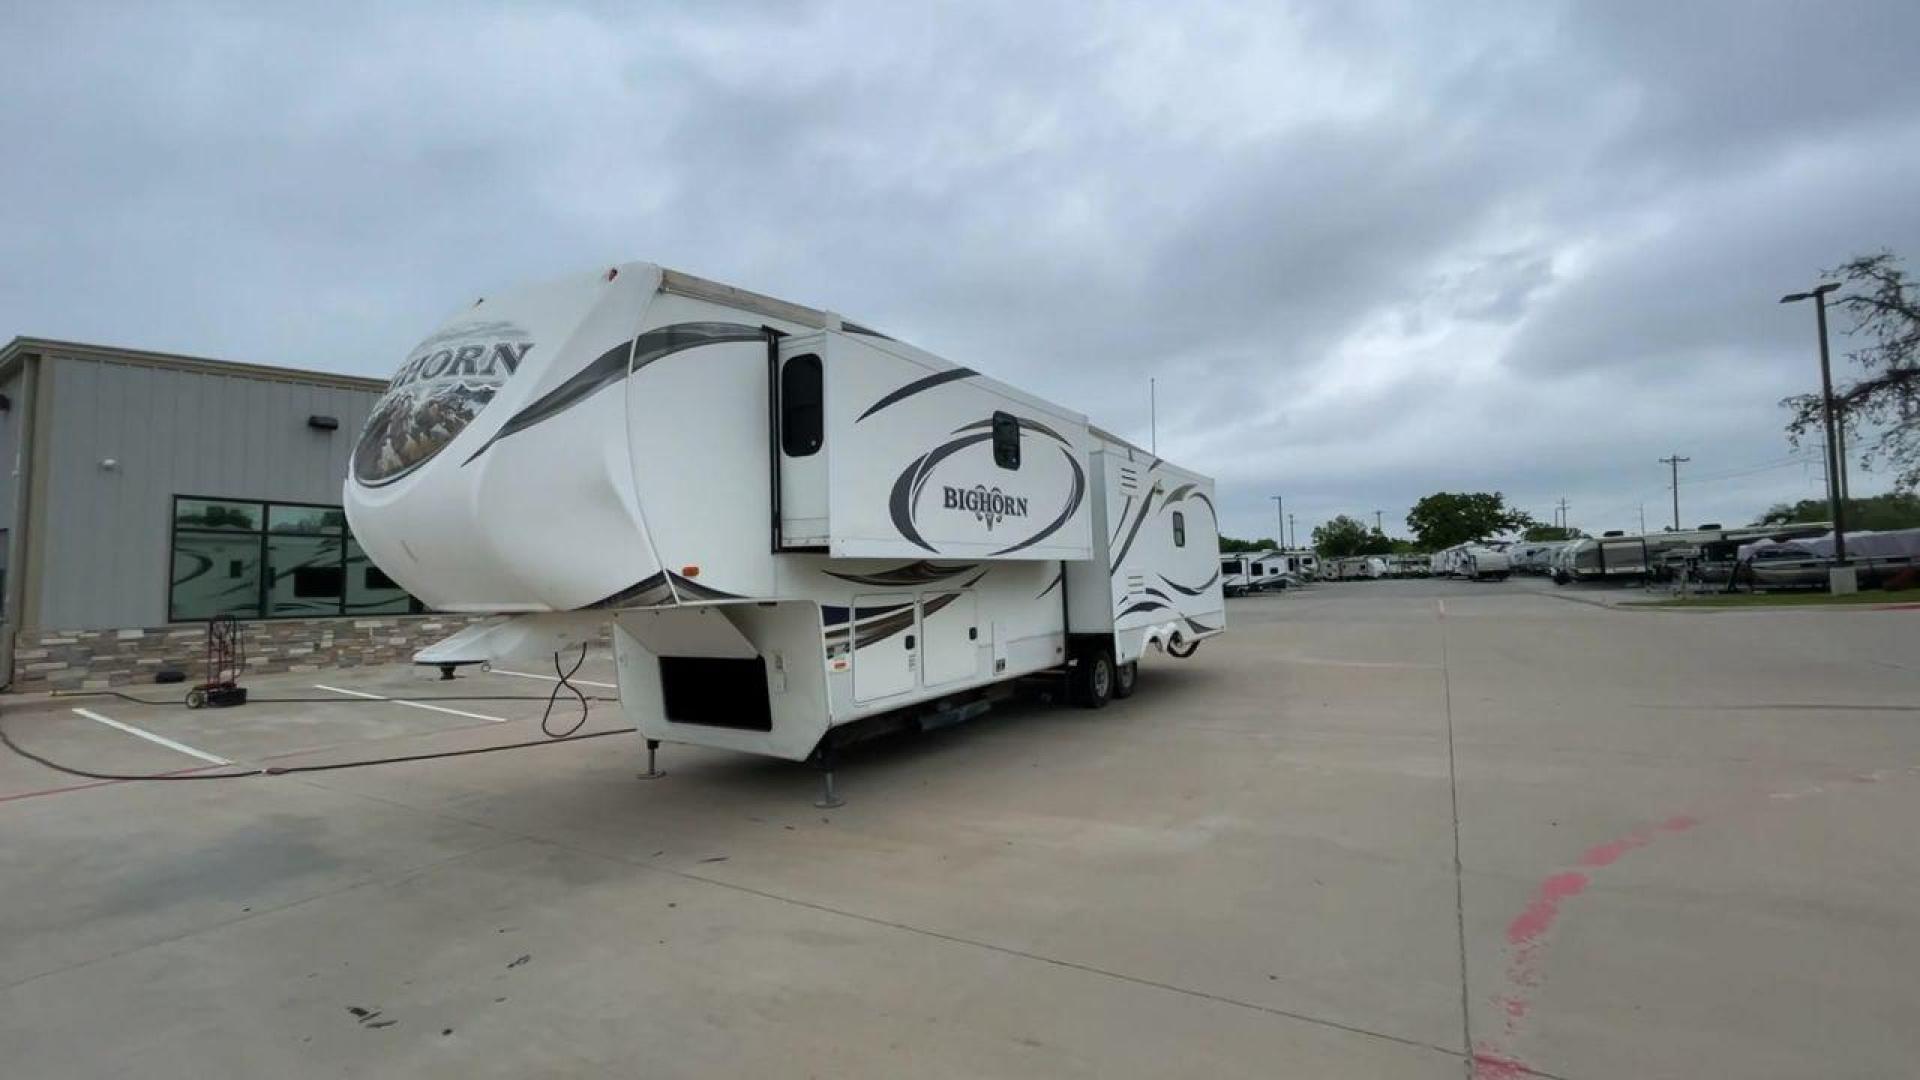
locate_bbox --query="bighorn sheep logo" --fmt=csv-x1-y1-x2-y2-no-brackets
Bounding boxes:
943,485,1029,531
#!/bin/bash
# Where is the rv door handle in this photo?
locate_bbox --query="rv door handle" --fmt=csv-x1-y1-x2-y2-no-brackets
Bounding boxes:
904,634,915,650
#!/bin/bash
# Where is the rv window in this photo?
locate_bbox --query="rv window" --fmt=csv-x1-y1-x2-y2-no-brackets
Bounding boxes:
1173,512,1186,547
781,354,823,457
991,411,1020,469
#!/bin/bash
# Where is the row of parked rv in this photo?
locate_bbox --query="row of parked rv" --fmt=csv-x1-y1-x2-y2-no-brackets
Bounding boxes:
1219,549,1319,595
1219,524,1920,598
1544,523,1920,590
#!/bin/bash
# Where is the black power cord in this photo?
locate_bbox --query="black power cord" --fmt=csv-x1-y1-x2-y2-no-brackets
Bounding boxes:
0,708,635,783
54,689,617,708
540,644,592,739
7,657,626,783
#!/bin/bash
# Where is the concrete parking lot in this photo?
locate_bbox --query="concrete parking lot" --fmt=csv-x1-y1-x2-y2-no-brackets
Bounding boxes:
2,579,1917,1079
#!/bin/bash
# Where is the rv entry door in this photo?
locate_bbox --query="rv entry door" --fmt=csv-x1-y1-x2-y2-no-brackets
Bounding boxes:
773,334,830,549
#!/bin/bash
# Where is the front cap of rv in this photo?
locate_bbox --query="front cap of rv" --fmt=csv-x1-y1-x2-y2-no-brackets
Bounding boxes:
344,264,667,612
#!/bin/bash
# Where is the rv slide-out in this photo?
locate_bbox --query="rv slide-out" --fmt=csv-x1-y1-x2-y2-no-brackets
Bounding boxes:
345,262,1224,766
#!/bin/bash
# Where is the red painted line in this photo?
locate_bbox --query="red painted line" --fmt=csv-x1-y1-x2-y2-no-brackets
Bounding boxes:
253,714,509,762
1472,1048,1541,1079
1505,871,1589,948
1483,811,1705,1072
0,761,230,806
0,777,118,803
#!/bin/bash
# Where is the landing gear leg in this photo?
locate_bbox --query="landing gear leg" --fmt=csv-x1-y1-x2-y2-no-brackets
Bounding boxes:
637,738,666,780
438,664,458,681
811,742,845,809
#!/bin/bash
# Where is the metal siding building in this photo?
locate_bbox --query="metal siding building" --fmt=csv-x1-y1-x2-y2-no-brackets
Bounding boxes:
0,338,396,683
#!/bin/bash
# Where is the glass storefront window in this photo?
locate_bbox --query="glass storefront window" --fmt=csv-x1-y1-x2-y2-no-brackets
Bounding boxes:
169,496,415,622
175,498,262,531
268,504,347,534
171,531,264,620
345,538,413,614
266,534,347,617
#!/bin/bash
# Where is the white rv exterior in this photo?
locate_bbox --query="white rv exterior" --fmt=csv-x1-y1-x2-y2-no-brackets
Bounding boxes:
1434,543,1511,580
1219,554,1255,596
344,263,1224,768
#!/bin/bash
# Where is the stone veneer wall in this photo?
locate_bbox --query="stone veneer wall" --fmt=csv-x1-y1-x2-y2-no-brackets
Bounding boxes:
11,614,499,692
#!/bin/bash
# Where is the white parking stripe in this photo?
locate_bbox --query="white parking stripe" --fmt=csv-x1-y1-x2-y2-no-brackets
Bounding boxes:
487,667,618,690
71,707,231,765
312,684,507,723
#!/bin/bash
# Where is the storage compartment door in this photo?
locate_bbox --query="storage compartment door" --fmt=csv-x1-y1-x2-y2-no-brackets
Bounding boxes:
919,590,978,688
852,594,917,702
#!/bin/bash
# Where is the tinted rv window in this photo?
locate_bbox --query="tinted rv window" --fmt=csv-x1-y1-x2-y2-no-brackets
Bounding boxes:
992,411,1020,469
1173,512,1187,547
781,354,823,456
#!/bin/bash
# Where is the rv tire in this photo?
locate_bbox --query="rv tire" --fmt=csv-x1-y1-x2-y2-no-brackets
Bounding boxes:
1113,660,1138,699
1075,650,1114,709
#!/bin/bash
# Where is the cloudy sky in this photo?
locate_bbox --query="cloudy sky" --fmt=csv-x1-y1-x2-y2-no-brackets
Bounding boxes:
5,1,1917,542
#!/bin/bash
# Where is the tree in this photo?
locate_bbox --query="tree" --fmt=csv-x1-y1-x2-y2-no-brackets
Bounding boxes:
1755,493,1920,531
1312,515,1376,557
1782,251,1920,490
1405,492,1533,550
1522,524,1587,542
1218,535,1279,553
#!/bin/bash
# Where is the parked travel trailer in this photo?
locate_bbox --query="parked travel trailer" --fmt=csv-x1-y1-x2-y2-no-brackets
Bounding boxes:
1507,542,1563,575
1434,543,1511,580
1245,549,1294,591
1737,528,1920,590
1557,525,1830,585
345,263,1225,794
1220,554,1255,597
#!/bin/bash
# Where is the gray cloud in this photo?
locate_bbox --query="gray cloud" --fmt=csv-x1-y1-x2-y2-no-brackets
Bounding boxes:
3,0,1916,542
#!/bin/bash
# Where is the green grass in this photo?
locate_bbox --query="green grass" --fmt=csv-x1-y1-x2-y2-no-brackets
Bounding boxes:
1627,589,1920,608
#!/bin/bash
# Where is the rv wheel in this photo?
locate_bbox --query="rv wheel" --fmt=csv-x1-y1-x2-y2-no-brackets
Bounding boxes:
1113,660,1138,699
1075,651,1115,709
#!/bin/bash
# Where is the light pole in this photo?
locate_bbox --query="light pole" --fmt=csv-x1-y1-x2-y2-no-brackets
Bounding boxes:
1270,495,1284,547
1780,283,1848,564
1288,513,1296,550
1149,378,1157,456
1658,455,1689,531
1373,509,1384,533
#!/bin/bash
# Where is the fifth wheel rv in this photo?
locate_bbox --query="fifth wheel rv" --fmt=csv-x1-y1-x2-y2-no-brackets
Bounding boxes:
344,262,1225,799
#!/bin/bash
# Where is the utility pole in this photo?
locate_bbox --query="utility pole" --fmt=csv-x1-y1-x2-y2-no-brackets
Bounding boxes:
1658,455,1690,531
1638,504,1646,535
1149,378,1157,456
1270,495,1284,547
1373,510,1384,533
1554,498,1569,531
1780,283,1849,563
1288,512,1296,550
1837,405,1851,504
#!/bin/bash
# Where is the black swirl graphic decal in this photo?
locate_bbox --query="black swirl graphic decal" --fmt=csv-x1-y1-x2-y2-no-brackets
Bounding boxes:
857,367,978,422
463,322,762,466
824,562,980,587
1158,567,1220,596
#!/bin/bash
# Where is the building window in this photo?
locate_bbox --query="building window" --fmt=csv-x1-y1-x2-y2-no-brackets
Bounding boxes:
169,496,417,622
1173,512,1186,547
992,411,1021,470
781,354,823,456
